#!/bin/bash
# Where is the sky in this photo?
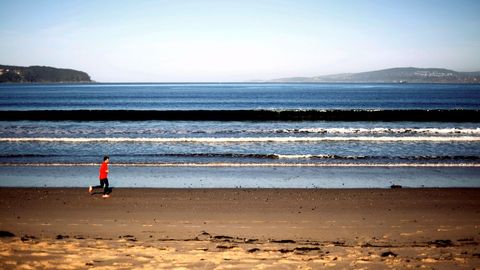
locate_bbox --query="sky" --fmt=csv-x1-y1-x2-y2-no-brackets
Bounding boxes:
1,0,479,82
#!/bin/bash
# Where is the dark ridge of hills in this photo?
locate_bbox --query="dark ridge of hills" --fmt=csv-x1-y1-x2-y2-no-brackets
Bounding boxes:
269,67,480,83
0,65,92,83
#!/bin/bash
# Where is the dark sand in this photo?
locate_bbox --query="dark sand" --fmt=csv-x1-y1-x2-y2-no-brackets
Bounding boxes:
1,188,479,269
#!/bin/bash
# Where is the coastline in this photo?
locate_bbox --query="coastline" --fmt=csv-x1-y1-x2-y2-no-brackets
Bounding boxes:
1,165,479,188
1,187,479,268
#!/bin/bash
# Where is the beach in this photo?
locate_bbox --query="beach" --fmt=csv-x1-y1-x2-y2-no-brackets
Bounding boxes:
1,187,479,269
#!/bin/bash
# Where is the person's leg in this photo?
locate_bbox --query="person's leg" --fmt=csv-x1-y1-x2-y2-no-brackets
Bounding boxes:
102,178,109,195
93,181,103,189
89,180,103,193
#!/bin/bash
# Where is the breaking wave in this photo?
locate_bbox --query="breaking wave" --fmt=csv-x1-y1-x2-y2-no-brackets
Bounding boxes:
264,127,480,135
2,153,479,160
1,136,480,143
0,162,478,167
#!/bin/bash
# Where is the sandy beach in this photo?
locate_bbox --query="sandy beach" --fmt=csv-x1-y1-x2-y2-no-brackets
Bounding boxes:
1,188,480,269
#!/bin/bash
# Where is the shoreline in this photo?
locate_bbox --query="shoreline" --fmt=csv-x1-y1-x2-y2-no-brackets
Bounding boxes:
2,166,479,189
1,187,479,268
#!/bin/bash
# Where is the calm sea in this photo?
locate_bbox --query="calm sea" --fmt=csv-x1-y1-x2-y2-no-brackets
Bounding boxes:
1,83,480,110
0,83,479,188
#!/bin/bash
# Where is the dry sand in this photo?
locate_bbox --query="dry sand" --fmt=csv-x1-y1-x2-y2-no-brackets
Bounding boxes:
1,188,479,269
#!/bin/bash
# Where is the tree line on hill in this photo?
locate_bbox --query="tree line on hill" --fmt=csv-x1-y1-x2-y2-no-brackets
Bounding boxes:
0,65,92,83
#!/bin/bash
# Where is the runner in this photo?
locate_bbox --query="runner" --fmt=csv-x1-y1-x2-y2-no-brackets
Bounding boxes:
88,155,111,198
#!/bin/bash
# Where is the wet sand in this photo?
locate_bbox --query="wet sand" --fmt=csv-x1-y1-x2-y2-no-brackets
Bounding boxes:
1,188,480,269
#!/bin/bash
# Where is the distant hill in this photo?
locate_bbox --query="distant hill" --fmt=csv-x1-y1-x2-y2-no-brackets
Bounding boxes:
0,65,92,83
269,67,480,83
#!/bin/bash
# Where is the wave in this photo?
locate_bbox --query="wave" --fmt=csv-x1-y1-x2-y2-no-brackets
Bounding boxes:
1,136,480,143
2,153,479,161
0,162,479,168
275,154,480,160
265,127,480,135
158,154,478,160
169,127,480,135
4,127,480,137
1,109,479,122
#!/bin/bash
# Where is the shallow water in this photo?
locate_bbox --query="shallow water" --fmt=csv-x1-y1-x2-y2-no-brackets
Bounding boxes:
1,165,479,188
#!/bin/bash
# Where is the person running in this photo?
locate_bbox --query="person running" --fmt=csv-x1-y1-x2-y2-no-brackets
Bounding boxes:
89,155,111,198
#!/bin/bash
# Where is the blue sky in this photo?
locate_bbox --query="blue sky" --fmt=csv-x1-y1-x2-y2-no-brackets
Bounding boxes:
1,0,479,82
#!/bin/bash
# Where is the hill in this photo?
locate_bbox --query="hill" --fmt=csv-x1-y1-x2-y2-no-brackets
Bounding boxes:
269,67,480,83
0,65,92,83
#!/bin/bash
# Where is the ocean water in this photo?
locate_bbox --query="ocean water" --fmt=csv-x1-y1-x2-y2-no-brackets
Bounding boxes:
1,83,480,110
0,83,479,188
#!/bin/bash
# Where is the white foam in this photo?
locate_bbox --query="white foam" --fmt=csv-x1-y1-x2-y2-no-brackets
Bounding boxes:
290,127,480,135
275,154,332,159
1,136,480,143
3,127,479,137
0,162,479,167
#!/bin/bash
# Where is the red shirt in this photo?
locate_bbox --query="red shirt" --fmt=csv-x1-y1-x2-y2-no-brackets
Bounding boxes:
99,162,108,179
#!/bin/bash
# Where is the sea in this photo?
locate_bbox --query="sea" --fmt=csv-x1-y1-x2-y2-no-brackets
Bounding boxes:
0,83,479,188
